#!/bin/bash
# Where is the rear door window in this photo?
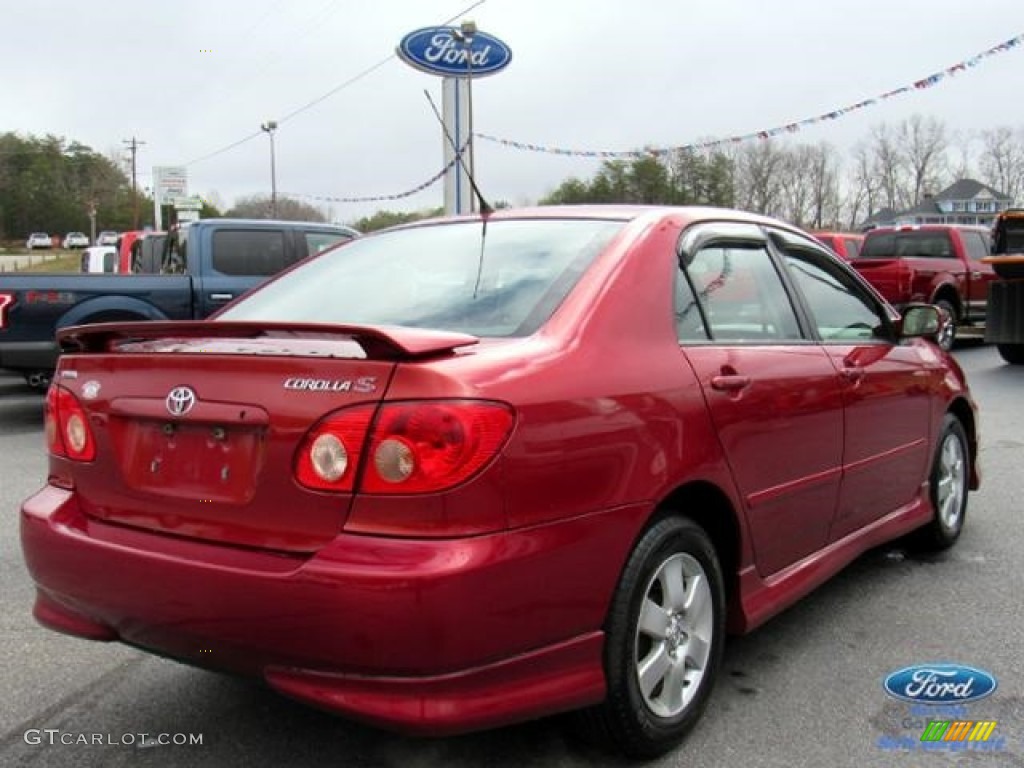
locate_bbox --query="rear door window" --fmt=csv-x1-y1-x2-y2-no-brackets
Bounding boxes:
961,231,990,262
211,229,288,276
678,244,803,342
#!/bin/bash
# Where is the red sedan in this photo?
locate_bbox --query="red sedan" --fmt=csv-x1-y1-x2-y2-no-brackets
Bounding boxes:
20,206,978,757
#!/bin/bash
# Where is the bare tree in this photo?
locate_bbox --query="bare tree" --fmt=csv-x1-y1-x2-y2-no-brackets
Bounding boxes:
948,128,976,182
869,123,909,211
979,126,1024,202
846,142,879,228
898,115,949,204
734,141,785,215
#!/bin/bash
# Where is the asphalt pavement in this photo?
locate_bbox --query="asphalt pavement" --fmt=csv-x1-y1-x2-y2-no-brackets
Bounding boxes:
1,345,1021,767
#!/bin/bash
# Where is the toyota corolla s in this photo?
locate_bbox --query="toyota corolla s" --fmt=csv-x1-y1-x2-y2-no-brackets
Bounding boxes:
20,206,979,758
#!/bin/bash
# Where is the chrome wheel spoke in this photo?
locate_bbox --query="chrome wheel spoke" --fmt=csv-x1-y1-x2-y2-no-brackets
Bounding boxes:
684,632,711,670
639,598,670,640
659,556,687,612
662,661,688,712
638,645,671,699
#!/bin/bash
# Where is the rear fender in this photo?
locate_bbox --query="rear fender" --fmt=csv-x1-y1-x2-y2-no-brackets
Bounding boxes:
56,296,169,329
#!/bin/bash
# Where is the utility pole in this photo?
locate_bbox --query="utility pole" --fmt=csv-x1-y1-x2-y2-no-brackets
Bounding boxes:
123,137,146,230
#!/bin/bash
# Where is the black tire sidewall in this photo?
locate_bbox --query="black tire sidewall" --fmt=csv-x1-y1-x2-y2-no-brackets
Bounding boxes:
603,517,725,755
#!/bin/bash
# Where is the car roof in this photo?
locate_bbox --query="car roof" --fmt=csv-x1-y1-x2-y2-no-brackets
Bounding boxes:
381,204,809,236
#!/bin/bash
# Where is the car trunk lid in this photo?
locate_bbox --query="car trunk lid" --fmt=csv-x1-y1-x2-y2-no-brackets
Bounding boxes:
52,321,478,553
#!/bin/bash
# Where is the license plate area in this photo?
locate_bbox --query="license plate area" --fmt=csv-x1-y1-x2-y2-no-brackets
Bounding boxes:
115,418,267,504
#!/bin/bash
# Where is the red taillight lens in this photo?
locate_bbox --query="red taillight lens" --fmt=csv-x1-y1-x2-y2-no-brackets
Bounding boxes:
294,404,375,491
362,401,514,494
293,400,515,495
0,292,13,329
45,385,96,461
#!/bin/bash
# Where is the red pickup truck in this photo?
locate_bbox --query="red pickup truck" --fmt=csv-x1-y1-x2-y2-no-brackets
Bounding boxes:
851,225,996,349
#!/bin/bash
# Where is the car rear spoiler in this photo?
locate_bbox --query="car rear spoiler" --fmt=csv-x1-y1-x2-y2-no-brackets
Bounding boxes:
57,320,480,360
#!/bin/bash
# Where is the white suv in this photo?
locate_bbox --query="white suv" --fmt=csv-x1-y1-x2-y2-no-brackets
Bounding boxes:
26,233,52,249
96,231,119,246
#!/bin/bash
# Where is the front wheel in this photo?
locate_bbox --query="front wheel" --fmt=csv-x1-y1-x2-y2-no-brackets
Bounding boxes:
578,517,725,758
908,414,969,551
997,343,1024,365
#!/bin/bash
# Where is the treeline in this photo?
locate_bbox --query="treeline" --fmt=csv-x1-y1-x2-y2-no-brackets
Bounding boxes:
0,133,151,239
539,116,1024,229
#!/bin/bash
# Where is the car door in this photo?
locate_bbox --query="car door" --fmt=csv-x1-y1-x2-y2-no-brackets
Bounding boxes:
676,222,845,577
198,227,289,317
767,229,938,542
957,229,997,320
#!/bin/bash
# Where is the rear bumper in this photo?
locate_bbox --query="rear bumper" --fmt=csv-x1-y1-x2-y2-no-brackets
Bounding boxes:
0,341,58,374
20,485,644,734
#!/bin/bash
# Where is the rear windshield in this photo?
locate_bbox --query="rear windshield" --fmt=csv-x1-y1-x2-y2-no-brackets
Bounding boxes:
860,232,953,259
216,218,625,337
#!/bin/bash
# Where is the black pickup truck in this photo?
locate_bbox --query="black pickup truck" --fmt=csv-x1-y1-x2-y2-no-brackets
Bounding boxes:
0,218,358,387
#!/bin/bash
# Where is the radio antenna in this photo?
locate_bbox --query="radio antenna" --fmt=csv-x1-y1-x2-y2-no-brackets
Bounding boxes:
424,89,493,216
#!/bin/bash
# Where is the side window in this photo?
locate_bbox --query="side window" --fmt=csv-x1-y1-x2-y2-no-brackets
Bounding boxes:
781,246,890,342
211,230,287,276
305,231,352,257
678,245,802,342
962,231,989,262
844,238,862,259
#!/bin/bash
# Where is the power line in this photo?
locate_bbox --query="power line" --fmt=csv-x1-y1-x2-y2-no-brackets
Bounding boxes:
182,0,488,166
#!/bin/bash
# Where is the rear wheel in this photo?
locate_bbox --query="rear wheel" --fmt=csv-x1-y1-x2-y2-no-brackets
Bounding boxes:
934,299,957,351
997,343,1024,365
908,414,969,551
579,517,725,758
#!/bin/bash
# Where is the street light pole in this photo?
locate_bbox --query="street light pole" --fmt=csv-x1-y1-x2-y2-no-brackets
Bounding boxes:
261,121,278,218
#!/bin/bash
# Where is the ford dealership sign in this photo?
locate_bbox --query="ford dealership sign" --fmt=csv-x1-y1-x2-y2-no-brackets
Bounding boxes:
883,664,997,705
397,27,512,77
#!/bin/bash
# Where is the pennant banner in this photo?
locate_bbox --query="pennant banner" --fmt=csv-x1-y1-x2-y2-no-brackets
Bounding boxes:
288,143,467,204
475,33,1024,159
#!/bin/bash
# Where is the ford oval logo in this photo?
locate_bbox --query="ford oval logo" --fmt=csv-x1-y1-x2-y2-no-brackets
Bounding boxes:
166,386,197,417
883,664,997,704
397,27,512,78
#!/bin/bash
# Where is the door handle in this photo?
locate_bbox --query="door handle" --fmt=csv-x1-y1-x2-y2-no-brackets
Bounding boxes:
710,374,751,392
210,293,234,301
839,366,865,383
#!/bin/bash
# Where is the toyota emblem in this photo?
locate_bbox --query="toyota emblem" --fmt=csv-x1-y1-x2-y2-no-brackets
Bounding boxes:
166,386,197,417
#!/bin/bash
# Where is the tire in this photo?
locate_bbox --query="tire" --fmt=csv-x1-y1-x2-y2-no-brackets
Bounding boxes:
908,414,969,551
997,343,1024,365
934,299,957,352
578,517,725,758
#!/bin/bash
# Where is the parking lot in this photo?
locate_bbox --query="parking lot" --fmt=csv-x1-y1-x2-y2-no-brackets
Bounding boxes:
1,345,1021,768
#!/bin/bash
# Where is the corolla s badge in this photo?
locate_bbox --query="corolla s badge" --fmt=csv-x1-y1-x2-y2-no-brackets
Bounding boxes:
883,664,997,704
166,386,197,417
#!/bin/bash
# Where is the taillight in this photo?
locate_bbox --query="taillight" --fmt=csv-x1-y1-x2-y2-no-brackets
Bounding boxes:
0,292,13,329
45,385,96,461
362,401,514,494
294,400,514,494
295,405,375,491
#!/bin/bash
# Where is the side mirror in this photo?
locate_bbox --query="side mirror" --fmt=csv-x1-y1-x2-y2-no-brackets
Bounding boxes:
899,303,942,339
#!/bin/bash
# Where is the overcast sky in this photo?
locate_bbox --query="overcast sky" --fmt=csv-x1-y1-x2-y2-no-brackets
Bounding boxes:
5,0,1024,222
